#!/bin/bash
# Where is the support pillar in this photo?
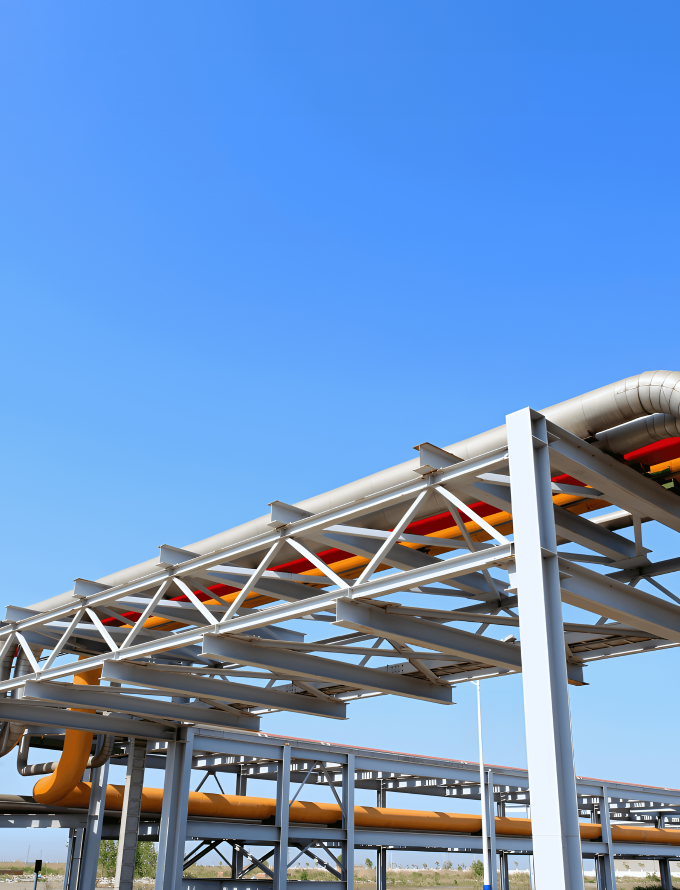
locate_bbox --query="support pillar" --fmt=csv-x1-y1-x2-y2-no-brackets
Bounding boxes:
486,770,498,890
235,763,248,796
233,765,247,878
78,741,111,890
659,859,673,890
597,786,616,890
376,848,386,890
342,753,355,890
155,728,194,890
507,407,584,890
64,829,84,890
274,743,291,890
498,854,509,890
376,779,386,890
115,738,147,890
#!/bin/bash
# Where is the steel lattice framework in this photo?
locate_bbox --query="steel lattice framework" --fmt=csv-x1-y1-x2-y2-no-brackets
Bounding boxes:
4,389,680,890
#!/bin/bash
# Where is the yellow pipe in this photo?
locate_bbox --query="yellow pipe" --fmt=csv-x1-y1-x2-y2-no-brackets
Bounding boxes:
40,785,680,846
33,662,102,804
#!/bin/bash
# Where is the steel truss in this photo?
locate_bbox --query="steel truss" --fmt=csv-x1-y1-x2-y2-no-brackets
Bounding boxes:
7,729,680,890
4,405,680,890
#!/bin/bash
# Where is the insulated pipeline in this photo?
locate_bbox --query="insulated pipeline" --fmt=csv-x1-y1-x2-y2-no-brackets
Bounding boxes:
40,784,680,847
28,370,680,614
32,663,103,804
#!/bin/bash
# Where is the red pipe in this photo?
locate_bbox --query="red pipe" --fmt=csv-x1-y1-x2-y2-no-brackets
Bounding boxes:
625,437,680,467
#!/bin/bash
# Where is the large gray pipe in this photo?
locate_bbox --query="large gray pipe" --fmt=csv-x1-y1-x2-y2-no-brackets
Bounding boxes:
30,370,680,613
592,412,680,455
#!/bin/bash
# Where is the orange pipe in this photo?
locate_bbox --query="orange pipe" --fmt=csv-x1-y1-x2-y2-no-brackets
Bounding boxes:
41,785,680,846
33,662,102,804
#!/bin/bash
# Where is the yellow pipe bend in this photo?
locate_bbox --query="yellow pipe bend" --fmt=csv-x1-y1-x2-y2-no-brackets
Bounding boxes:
33,662,102,804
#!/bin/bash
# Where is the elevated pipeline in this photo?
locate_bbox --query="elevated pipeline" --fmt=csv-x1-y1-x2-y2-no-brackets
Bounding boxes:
28,370,680,613
17,374,680,801
36,784,680,847
31,664,107,804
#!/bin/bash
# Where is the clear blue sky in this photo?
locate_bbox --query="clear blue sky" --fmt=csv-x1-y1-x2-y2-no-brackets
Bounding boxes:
1,0,679,862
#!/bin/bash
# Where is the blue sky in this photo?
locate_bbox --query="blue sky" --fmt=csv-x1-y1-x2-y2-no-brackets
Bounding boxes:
1,0,679,863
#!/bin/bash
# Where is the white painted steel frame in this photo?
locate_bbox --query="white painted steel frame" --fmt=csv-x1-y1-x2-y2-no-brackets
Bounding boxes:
507,408,583,890
6,394,680,889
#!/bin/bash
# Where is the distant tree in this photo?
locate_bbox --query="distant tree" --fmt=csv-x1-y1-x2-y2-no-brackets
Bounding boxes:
98,841,117,878
471,860,484,878
135,843,157,878
442,861,452,870
98,841,157,878
365,859,373,870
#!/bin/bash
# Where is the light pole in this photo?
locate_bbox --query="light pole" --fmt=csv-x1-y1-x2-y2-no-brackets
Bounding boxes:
474,680,491,890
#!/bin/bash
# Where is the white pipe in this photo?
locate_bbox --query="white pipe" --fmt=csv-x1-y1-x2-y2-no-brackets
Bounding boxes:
475,680,490,890
29,371,680,612
592,413,680,455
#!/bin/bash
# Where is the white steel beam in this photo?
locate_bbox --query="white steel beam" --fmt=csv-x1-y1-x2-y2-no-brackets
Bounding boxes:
155,728,194,890
0,701,175,740
100,660,348,718
3,450,510,638
200,635,454,703
507,407,583,890
115,737,147,890
23,680,261,731
318,530,508,598
0,545,513,696
546,420,680,532
463,480,637,561
558,560,680,641
608,555,680,584
332,600,522,671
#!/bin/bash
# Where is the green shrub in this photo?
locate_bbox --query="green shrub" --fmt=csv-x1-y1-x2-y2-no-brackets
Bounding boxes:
98,841,157,878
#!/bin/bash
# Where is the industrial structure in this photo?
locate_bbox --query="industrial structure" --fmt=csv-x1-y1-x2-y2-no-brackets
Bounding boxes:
2,370,680,890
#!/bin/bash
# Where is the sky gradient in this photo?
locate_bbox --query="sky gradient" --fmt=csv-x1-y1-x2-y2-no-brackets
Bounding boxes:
1,0,679,862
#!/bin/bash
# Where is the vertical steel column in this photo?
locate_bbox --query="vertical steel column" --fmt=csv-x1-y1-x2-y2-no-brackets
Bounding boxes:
486,770,498,890
274,744,291,890
597,786,616,890
114,738,147,890
64,829,84,890
63,830,75,890
233,765,248,878
376,779,386,890
235,764,248,796
659,860,673,890
507,407,584,890
376,849,387,890
155,727,194,890
498,854,509,890
342,753,355,890
78,743,111,890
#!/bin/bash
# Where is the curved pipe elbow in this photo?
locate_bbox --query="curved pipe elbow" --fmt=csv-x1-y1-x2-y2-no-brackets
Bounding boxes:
32,664,102,804
0,650,40,760
89,734,115,769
